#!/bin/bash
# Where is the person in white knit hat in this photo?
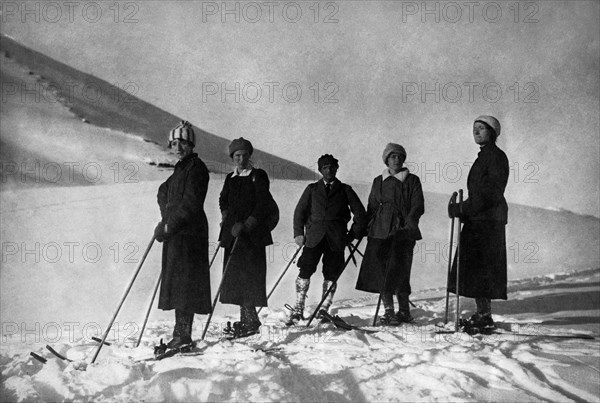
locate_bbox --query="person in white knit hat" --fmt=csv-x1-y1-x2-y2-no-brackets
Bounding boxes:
355,143,425,325
448,115,509,332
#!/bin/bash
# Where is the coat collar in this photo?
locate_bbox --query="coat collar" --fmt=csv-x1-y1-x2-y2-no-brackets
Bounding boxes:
232,163,254,177
319,178,340,193
175,153,197,169
382,167,409,182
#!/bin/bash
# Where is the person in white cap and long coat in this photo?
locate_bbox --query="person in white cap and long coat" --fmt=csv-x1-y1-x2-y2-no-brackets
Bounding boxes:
155,121,212,348
355,143,425,325
448,115,509,331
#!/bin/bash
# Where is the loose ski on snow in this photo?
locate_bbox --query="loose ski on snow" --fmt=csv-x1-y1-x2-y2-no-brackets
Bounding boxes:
434,324,595,340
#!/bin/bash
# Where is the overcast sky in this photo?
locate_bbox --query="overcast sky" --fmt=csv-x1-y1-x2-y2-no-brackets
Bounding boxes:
1,1,598,216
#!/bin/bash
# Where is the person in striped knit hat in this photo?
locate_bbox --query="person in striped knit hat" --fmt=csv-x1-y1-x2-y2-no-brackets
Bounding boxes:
155,120,212,349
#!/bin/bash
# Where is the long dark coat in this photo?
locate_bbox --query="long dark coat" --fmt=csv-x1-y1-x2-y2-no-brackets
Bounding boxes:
448,143,509,299
218,168,273,306
293,179,366,252
356,169,425,294
157,153,212,314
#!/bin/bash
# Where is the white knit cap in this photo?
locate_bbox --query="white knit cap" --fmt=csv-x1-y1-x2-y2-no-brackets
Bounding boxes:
168,120,195,146
382,143,407,164
474,115,501,137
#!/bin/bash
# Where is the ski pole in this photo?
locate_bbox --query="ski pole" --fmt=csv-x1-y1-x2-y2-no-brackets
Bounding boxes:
257,245,303,315
201,237,240,341
306,237,363,327
208,244,221,270
454,189,463,332
444,191,458,324
136,271,162,347
91,235,155,364
372,245,396,326
136,243,220,347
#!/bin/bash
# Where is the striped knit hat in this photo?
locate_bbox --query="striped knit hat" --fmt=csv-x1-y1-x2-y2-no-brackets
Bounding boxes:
168,121,195,147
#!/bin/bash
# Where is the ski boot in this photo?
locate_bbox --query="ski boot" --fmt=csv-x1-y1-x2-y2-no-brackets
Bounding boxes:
460,313,495,335
395,311,415,324
226,321,261,339
284,304,304,327
379,309,400,326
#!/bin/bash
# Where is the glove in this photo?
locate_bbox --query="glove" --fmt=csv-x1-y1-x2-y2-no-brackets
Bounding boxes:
294,235,305,247
154,222,165,242
231,222,245,238
448,203,463,219
244,216,258,232
447,192,458,218
345,230,355,244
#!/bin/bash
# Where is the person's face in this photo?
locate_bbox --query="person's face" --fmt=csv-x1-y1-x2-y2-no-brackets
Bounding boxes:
171,139,194,160
386,152,404,173
233,150,251,170
473,122,493,145
319,164,338,182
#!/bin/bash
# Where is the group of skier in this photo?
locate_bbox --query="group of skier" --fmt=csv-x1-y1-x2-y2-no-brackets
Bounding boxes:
153,115,509,348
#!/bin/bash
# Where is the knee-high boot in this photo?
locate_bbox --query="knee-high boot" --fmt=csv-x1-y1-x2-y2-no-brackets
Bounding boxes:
292,277,310,319
321,280,337,313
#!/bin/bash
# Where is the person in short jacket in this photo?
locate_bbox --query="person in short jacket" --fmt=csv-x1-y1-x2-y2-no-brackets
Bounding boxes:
218,137,273,337
355,143,425,325
155,121,211,349
288,154,366,324
448,115,509,329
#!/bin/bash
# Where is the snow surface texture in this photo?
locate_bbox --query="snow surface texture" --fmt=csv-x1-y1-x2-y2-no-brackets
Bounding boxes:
2,270,599,402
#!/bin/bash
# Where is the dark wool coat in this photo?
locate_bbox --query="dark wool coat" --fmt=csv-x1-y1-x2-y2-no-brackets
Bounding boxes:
356,170,425,294
218,168,273,306
293,179,367,252
157,153,212,314
449,143,509,299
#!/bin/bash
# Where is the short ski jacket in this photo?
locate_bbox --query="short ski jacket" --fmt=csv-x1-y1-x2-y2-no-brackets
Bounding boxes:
366,169,424,241
293,179,366,251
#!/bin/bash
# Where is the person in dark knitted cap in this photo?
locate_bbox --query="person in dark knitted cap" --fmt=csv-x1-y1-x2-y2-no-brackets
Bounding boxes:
447,115,509,332
155,120,211,349
356,143,425,325
287,154,366,325
218,137,275,338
